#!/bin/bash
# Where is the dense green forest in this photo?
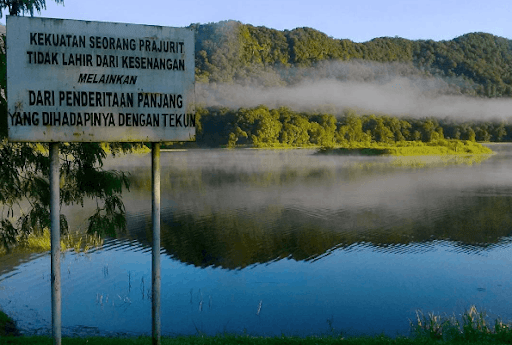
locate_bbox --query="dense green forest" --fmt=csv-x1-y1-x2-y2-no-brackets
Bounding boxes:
186,21,512,148
191,105,505,149
191,21,512,97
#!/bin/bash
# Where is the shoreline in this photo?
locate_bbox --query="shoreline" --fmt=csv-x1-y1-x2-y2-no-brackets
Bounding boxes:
4,305,512,344
1,333,511,344
0,309,20,337
162,140,495,156
316,140,493,156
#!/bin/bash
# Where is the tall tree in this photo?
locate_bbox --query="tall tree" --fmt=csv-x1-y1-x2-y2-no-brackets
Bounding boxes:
0,1,141,252
0,0,63,17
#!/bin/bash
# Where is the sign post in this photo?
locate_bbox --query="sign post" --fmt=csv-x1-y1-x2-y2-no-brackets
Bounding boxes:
49,142,61,345
7,16,195,345
152,142,161,344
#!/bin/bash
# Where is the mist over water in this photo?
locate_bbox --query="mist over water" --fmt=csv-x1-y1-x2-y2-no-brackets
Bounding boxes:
196,60,512,121
4,148,512,338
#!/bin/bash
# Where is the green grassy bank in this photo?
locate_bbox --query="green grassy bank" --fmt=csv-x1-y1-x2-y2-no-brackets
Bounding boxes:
0,229,103,256
318,139,493,156
1,334,511,345
0,310,19,337
3,306,512,345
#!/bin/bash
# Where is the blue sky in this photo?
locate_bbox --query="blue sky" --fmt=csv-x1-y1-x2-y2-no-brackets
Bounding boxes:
1,0,511,42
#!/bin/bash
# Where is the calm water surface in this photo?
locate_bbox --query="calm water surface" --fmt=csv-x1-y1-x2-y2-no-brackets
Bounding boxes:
1,145,512,338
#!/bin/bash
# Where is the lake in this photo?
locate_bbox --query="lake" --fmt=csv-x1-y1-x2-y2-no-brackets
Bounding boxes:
1,145,512,338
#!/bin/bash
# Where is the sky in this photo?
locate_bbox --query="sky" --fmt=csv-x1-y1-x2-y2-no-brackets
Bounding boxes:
0,0,511,43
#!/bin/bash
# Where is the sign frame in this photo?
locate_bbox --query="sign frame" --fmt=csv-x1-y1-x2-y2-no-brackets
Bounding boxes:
7,16,195,142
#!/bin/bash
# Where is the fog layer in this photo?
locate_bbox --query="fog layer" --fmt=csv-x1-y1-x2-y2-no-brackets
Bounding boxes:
196,60,512,121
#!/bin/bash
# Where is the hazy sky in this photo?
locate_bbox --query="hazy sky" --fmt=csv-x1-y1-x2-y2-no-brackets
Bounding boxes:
0,0,510,42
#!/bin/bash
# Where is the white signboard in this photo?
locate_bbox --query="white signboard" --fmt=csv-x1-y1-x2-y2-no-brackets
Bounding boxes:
7,16,195,142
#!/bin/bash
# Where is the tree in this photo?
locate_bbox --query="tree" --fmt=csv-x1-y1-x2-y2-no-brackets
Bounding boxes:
337,110,371,145
278,108,310,146
463,127,476,142
493,123,506,142
0,0,63,17
309,114,336,147
0,1,142,252
232,106,282,147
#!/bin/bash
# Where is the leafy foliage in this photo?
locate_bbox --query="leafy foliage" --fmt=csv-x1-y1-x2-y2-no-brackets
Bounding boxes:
191,21,512,98
0,0,63,17
0,138,136,251
411,305,512,342
194,105,507,149
0,4,145,252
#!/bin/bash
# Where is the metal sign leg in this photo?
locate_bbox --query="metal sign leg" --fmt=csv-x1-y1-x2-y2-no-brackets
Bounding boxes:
152,143,161,345
50,142,61,345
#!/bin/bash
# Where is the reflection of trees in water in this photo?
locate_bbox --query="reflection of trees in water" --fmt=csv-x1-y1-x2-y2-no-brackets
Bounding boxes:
2,153,498,269
127,153,492,193
114,153,504,269
0,230,104,276
119,193,512,270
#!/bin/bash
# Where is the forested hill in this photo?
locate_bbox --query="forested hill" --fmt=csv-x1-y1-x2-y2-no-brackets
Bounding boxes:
0,21,509,97
190,21,512,98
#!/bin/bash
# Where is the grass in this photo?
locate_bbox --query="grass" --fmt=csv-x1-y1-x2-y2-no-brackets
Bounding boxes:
164,140,493,156
0,310,19,337
0,229,103,256
410,305,512,343
3,306,512,344
249,143,321,149
99,143,151,155
0,334,510,344
318,139,494,156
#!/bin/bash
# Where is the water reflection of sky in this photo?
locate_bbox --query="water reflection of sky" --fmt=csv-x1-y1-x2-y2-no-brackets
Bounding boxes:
2,237,512,338
2,147,512,337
